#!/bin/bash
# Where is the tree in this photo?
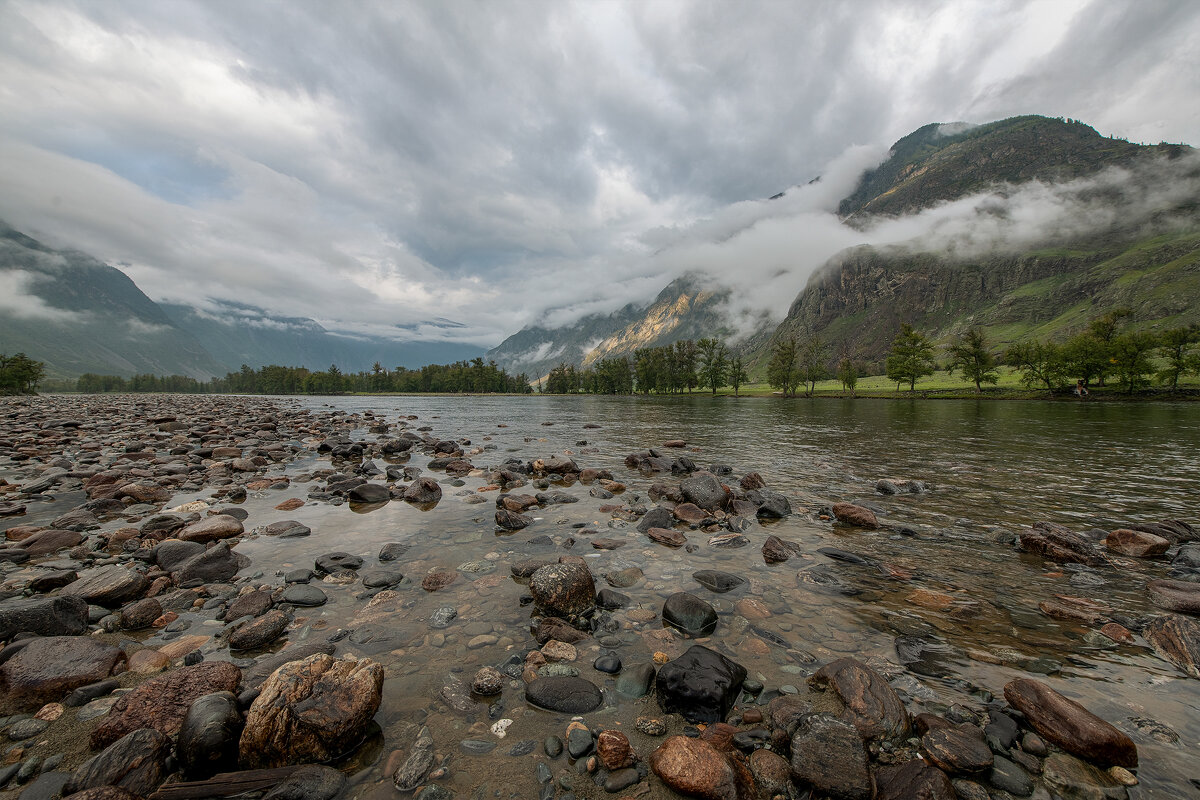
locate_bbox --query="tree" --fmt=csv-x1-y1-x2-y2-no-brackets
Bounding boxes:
1006,340,1066,391
797,333,829,397
1110,331,1158,393
1062,332,1109,388
1156,325,1200,389
885,324,935,391
728,356,749,397
947,328,999,393
1087,307,1132,386
696,338,729,395
837,358,858,398
0,353,46,395
766,338,800,397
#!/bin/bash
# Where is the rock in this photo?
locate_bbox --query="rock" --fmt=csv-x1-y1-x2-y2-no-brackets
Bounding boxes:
750,489,791,519
594,653,621,673
361,569,403,588
471,666,504,695
495,509,532,530
680,472,728,511
403,477,442,504
314,552,363,574
606,566,643,587
379,542,410,561
175,542,241,585
595,589,629,609
178,515,244,543
874,759,955,800
529,562,595,619
62,565,149,608
281,584,327,607
809,658,910,742
7,717,49,739
0,636,124,713
647,527,687,547
29,569,79,593
524,676,602,713
263,521,310,538
761,535,802,563
693,570,746,593
532,617,590,645
176,691,243,777
1018,522,1106,567
348,483,390,503
1145,614,1200,677
18,529,84,555
1003,678,1137,768
420,569,456,591
1042,752,1129,800
61,789,143,800
734,598,771,620
240,643,335,693
127,649,171,674
831,502,878,528
90,661,242,749
64,728,171,796
649,735,743,800
0,595,89,639
226,589,273,621
989,755,1034,797
597,730,635,770
616,663,656,698
393,726,436,792
229,609,291,650
154,539,205,572
663,592,718,637
1147,579,1200,615
604,768,641,793
748,749,790,798
919,726,993,774
637,507,675,533
239,653,384,767
119,598,162,631
1104,529,1169,558
261,765,347,800
672,502,711,524
117,481,171,504
541,640,577,662
656,645,746,723
790,712,873,800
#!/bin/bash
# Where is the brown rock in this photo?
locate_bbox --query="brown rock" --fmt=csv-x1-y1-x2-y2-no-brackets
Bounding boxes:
597,730,635,770
0,636,125,713
789,712,873,800
90,661,242,749
1147,579,1200,615
62,790,143,800
239,653,385,767
501,493,538,512
62,565,150,608
831,502,878,529
65,728,172,796
1018,521,1106,566
874,759,956,800
178,515,244,543
919,726,994,774
1104,528,1169,558
647,527,687,547
649,735,740,800
672,503,710,524
735,598,771,620
274,498,305,511
120,598,163,631
761,535,801,563
226,589,273,621
1144,614,1200,678
18,528,84,555
1003,678,1137,768
421,569,457,591
117,482,171,504
532,616,591,645
748,749,790,797
739,472,765,491
810,657,910,742
127,649,171,674
1039,595,1110,625
1098,622,1135,645
529,561,595,619
403,477,442,504
541,640,578,662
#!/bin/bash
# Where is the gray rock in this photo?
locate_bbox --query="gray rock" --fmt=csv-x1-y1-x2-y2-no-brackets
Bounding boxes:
0,595,90,640
525,676,603,713
177,691,242,778
61,565,149,608
790,713,873,800
281,584,327,607
175,542,241,585
261,765,347,800
64,728,171,796
393,727,436,792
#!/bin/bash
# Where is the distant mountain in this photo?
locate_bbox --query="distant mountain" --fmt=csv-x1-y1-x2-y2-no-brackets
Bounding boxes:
0,222,485,379
0,223,225,379
486,276,735,379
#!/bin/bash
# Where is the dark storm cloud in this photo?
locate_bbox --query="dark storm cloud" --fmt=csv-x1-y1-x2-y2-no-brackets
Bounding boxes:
0,0,1196,345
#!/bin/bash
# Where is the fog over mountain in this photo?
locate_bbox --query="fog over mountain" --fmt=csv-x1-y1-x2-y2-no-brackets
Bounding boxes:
1,1,1198,355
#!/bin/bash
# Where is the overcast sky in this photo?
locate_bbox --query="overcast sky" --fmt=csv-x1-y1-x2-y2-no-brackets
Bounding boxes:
1,0,1197,346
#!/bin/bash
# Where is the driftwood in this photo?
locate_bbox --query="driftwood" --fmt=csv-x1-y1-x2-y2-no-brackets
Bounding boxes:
148,766,301,800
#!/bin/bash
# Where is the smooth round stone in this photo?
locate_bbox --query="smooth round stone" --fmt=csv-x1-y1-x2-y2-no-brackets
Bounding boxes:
468,634,499,649
361,569,404,588
284,569,313,584
692,570,746,593
567,727,594,758
594,654,622,674
604,768,640,792
314,552,363,573
525,676,603,713
544,736,564,758
7,718,50,740
281,584,327,607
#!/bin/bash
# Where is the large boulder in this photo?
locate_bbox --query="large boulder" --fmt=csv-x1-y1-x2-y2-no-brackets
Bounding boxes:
0,636,125,713
64,728,172,797
239,653,384,767
656,645,746,724
91,661,242,749
809,658,910,742
529,562,595,620
62,565,149,608
0,594,89,640
1003,678,1137,768
789,713,873,800
1147,579,1200,615
403,477,442,504
18,528,84,555
874,759,955,800
154,539,205,572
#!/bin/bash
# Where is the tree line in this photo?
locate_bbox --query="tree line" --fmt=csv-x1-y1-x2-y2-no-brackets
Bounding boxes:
541,339,749,395
0,353,45,395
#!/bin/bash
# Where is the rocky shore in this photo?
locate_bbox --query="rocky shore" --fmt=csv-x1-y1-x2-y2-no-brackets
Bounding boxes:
0,394,1197,800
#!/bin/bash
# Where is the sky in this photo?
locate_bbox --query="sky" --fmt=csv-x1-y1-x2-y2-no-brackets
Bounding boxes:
1,0,1198,347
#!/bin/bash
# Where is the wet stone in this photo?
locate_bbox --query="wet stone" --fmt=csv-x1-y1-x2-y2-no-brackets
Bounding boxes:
989,755,1034,797
692,570,746,593
662,592,718,637
525,676,603,713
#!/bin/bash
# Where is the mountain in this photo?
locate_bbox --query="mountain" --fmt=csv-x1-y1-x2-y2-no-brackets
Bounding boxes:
0,223,226,379
486,276,734,379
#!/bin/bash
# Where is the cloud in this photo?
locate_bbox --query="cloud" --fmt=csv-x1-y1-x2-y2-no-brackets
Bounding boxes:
0,0,1196,347
0,270,86,322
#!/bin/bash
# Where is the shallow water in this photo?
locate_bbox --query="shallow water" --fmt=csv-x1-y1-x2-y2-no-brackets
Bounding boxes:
14,394,1200,799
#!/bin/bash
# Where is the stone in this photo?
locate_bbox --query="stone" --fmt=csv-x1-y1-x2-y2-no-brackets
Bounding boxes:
127,649,171,674
680,472,728,511
616,663,656,698
595,589,629,609
0,595,89,639
281,584,327,606
314,552,363,574
761,535,802,563
240,653,384,767
175,542,241,585
649,735,742,800
471,666,504,695
117,481,171,504
8,717,50,739
532,617,591,645
831,502,878,528
0,636,124,713
597,730,635,770
809,657,910,742
1147,579,1200,615
524,676,602,713
261,765,347,800
637,506,675,533
1042,753,1129,800
361,569,403,588
62,565,149,608
750,489,791,519
529,562,595,619
647,527,687,547
154,539,206,572
541,640,577,662
789,713,873,800
348,483,390,503
61,790,143,800
178,514,244,543
379,542,410,561
421,569,456,591
18,529,84,555
606,567,643,587
403,477,442,504
672,502,711,524
393,726,436,792
240,643,336,693
1003,678,1137,768
1145,614,1200,677
693,570,746,593
735,598,771,620
264,521,310,538
656,645,746,724
90,661,242,749
1104,529,1169,558
1018,522,1106,567
919,726,993,774
874,759,955,800
226,589,273,621
663,592,719,637
229,609,291,650
495,508,532,530
989,755,1034,797
119,598,163,631
64,728,171,796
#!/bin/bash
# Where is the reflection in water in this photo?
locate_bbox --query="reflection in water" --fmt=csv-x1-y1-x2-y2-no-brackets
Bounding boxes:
237,396,1198,798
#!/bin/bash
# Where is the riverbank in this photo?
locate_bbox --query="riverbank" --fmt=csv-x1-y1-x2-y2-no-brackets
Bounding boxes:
1,394,1198,800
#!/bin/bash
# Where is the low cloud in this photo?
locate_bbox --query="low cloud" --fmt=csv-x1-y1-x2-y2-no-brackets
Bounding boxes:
0,270,86,322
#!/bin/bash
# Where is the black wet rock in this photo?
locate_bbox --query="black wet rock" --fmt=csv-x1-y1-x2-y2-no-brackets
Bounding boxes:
314,552,363,574
525,676,603,713
595,589,629,609
0,595,90,639
662,592,718,637
280,585,327,607
655,645,746,723
262,765,347,800
616,663,656,698
177,691,242,778
692,570,746,594
229,609,290,650
348,483,390,503
789,713,873,800
64,728,171,796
